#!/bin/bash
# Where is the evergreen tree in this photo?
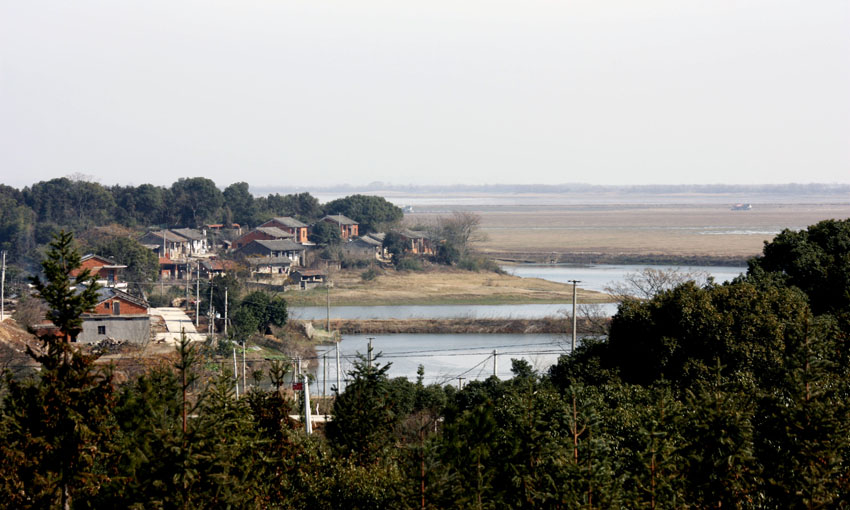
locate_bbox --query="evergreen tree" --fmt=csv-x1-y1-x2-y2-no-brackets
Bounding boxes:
0,231,114,509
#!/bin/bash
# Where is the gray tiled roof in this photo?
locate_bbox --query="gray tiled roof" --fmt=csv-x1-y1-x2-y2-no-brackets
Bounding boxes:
323,214,358,225
269,216,307,228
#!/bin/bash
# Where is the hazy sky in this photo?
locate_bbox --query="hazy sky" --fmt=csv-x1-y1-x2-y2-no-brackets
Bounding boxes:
1,0,848,189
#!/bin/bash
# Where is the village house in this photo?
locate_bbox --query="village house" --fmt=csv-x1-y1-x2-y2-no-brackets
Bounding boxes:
236,239,307,266
170,228,210,255
70,254,128,289
259,217,310,244
139,230,190,260
77,287,150,344
341,232,386,261
32,286,151,344
290,269,328,289
321,214,359,240
232,226,294,250
398,229,435,255
206,223,242,235
247,256,292,277
199,258,240,279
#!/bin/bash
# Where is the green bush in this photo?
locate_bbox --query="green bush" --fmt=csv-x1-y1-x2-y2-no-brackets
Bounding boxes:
395,257,423,272
361,268,378,281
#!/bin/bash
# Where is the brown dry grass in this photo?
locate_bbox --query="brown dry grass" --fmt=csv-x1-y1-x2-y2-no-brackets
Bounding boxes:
413,203,850,258
284,266,609,306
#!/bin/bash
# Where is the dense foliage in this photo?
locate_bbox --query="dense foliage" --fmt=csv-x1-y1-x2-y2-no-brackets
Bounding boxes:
3,222,850,507
323,194,403,233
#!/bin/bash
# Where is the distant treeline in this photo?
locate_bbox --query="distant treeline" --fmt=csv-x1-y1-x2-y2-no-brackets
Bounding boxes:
0,177,402,268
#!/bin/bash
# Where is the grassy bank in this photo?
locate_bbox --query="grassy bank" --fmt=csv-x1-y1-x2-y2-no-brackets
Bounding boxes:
295,317,609,335
281,266,612,307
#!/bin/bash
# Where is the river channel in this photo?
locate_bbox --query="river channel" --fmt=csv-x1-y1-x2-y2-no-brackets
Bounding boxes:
309,333,571,393
290,264,745,320
295,264,745,386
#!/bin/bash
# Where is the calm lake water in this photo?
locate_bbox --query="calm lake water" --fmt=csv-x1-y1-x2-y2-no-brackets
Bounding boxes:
502,263,745,293
309,333,571,393
291,264,746,389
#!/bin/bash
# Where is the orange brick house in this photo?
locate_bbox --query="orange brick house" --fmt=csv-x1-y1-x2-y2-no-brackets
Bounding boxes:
321,215,359,240
70,254,127,287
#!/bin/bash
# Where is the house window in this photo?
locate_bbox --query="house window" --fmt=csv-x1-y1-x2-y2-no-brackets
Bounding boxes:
97,325,106,335
113,302,120,314
104,302,110,310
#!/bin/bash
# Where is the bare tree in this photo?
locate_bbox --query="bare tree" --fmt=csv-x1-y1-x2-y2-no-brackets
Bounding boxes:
436,211,488,259
604,267,712,302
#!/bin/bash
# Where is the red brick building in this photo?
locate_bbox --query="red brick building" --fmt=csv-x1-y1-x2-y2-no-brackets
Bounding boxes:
259,217,310,244
232,227,294,250
70,254,127,285
321,215,359,240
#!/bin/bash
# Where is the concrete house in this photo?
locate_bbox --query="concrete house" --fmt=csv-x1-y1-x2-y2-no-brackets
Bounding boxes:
34,286,151,344
236,239,307,266
259,217,310,244
170,228,209,255
78,287,150,344
139,230,190,260
291,269,328,289
321,215,359,240
341,233,386,260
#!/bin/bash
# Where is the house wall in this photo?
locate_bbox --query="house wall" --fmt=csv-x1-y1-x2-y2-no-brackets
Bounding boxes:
324,219,359,240
92,297,148,316
78,315,151,344
261,220,309,243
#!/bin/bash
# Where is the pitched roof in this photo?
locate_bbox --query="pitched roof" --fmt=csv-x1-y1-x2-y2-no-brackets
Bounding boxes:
323,214,358,225
81,253,119,266
254,226,294,238
399,229,432,240
170,228,205,241
141,230,188,243
247,239,306,252
268,216,307,228
77,285,149,310
352,236,382,247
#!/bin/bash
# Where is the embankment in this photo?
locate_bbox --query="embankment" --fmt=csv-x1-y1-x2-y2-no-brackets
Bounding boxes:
293,317,609,335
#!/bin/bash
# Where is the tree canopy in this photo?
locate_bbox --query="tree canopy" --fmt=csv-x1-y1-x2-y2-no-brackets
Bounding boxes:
323,194,403,233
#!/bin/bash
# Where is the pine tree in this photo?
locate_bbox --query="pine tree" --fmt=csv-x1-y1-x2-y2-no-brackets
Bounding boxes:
0,230,114,509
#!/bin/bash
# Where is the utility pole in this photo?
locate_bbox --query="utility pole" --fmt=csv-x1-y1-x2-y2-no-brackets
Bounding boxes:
195,264,200,327
303,373,313,435
568,280,581,353
160,229,166,296
336,341,341,394
323,353,327,397
493,349,497,377
223,287,228,337
209,283,214,338
233,347,239,398
242,337,247,392
326,284,331,332
457,377,464,390
1,251,6,322
367,337,375,368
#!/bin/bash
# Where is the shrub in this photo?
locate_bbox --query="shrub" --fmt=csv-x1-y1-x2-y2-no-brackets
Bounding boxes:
361,268,378,281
